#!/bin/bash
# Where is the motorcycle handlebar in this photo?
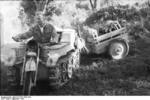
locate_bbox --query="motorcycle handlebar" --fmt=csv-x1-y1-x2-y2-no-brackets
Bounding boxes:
12,36,23,42
12,36,58,47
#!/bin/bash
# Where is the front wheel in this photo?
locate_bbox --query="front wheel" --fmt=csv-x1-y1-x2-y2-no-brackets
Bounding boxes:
23,71,34,95
108,40,129,60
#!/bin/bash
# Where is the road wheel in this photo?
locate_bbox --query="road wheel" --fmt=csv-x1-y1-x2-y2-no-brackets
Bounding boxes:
2,65,20,95
23,71,34,95
67,62,73,79
75,51,80,69
109,40,129,60
60,62,70,82
7,66,18,87
49,60,70,88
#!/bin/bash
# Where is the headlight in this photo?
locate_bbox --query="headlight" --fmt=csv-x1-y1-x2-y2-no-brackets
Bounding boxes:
46,53,60,66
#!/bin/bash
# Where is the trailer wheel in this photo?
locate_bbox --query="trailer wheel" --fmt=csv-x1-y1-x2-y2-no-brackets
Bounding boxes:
109,40,129,60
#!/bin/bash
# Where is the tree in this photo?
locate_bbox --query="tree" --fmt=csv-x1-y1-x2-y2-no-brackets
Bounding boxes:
21,0,54,15
89,0,97,11
33,0,53,13
20,0,55,26
100,0,115,7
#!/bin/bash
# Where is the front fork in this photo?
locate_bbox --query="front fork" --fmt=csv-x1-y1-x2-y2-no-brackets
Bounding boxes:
20,48,40,86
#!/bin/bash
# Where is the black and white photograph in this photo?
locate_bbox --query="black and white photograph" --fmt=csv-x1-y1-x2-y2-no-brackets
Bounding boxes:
0,0,150,97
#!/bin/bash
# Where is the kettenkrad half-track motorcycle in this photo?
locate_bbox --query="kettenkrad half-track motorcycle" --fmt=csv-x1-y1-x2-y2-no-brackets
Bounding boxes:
1,28,83,95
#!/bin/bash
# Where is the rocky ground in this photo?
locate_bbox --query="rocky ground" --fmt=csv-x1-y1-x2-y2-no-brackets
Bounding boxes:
1,38,150,95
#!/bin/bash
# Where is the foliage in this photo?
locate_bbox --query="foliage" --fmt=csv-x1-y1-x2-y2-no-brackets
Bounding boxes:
19,0,150,39
85,1,150,40
20,0,36,17
50,0,90,29
20,0,55,26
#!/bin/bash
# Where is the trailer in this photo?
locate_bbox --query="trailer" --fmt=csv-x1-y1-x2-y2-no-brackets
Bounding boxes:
85,21,129,60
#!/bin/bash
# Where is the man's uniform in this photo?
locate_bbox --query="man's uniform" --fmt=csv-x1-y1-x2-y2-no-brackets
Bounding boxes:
14,23,57,43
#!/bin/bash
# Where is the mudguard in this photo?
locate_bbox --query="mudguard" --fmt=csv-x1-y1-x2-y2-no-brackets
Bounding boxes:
1,43,26,66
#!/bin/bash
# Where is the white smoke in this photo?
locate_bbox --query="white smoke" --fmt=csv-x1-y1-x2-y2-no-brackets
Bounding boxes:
0,1,22,44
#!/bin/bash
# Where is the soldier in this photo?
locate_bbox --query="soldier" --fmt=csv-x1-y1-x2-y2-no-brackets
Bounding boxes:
13,12,58,43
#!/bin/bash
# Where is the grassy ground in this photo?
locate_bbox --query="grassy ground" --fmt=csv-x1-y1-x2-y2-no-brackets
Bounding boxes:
1,39,150,95
46,39,150,95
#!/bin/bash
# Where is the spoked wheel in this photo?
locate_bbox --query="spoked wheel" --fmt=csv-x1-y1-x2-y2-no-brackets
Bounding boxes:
109,40,129,60
23,71,34,95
